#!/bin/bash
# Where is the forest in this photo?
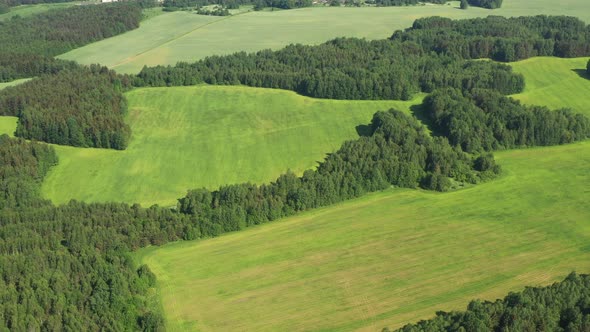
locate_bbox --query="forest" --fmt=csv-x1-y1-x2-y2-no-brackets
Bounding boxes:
422,88,590,152
162,0,312,11
391,15,590,61
0,65,133,149
136,39,525,100
392,272,590,331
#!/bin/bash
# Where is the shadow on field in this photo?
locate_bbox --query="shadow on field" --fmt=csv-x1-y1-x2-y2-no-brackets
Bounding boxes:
355,124,372,137
572,68,590,80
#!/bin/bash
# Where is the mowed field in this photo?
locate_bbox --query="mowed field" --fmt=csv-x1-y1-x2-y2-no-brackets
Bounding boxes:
58,0,590,74
510,57,590,117
40,86,422,207
137,141,590,331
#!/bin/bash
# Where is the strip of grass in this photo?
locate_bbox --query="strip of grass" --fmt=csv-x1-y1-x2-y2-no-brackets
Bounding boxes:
137,141,590,331
58,0,590,74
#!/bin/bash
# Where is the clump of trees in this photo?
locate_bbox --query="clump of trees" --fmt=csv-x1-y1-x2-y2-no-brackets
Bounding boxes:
371,0,445,6
163,0,312,11
136,38,525,100
423,88,590,152
0,65,133,149
467,0,502,9
393,272,590,331
196,5,230,15
587,59,590,76
392,15,590,61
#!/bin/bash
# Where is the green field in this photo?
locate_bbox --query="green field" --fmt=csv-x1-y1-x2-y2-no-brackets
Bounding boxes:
0,78,32,91
0,2,76,21
510,57,590,117
40,86,422,207
58,0,590,74
137,141,590,331
0,117,17,137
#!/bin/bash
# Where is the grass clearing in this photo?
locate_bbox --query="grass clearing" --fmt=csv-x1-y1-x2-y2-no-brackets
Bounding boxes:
39,86,422,207
0,117,17,137
58,0,590,74
0,78,32,90
137,141,590,331
510,57,590,117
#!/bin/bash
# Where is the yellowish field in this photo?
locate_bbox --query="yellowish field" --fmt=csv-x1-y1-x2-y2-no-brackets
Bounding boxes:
138,141,590,331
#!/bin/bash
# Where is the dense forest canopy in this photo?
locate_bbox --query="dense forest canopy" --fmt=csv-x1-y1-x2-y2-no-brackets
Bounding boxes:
391,15,590,61
467,0,502,9
393,273,590,332
423,88,590,152
136,38,525,100
0,65,133,149
162,0,312,10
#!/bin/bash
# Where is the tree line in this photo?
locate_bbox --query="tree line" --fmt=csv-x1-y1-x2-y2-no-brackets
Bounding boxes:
162,0,312,11
466,0,502,9
136,37,525,100
391,15,590,62
391,272,590,332
0,65,133,149
422,88,590,152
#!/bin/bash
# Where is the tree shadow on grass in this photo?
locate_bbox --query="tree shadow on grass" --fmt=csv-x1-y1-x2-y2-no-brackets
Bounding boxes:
355,124,372,137
572,69,589,80
410,103,446,137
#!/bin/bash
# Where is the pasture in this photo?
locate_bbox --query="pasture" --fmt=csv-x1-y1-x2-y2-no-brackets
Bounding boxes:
510,57,590,117
58,0,590,74
137,140,590,331
39,86,422,207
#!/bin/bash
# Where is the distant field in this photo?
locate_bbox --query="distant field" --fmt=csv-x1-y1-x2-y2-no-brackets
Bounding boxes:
58,0,590,74
39,86,422,207
510,57,590,117
137,141,590,331
0,2,76,21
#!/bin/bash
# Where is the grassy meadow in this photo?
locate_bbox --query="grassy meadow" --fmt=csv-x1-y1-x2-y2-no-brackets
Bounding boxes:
137,141,590,331
58,0,590,74
0,117,17,137
510,57,590,117
0,78,31,90
39,86,422,207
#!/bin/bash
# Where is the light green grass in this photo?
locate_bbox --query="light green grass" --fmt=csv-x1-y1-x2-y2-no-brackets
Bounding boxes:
40,86,422,207
137,141,590,331
510,57,590,117
0,2,76,21
0,78,32,90
58,0,590,74
0,117,17,137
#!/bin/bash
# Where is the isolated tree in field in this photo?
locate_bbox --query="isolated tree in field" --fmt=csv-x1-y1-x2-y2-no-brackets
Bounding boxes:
460,0,468,9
